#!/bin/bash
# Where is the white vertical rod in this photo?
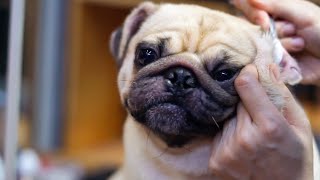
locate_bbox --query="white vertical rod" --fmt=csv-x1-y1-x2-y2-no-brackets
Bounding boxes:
4,0,26,179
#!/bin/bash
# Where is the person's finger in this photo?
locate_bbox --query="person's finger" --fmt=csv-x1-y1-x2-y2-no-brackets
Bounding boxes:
296,54,320,86
254,10,270,30
268,65,311,130
231,0,252,14
221,116,237,138
210,130,242,180
275,21,296,38
236,103,253,131
277,82,311,132
280,37,305,52
231,0,270,29
235,103,258,154
235,64,282,125
210,117,253,178
249,0,317,27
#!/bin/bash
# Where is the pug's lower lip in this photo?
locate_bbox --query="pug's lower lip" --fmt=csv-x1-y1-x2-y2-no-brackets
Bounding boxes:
148,102,179,109
144,103,188,136
145,103,186,120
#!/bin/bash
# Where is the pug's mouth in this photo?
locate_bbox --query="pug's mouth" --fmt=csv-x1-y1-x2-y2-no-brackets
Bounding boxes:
125,77,238,147
131,101,220,135
123,59,240,147
129,100,224,147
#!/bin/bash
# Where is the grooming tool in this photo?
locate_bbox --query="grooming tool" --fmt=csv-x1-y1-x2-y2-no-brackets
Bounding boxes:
269,17,284,65
267,17,303,85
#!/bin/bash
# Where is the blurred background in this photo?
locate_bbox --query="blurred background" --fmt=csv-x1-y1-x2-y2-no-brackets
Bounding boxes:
0,0,319,179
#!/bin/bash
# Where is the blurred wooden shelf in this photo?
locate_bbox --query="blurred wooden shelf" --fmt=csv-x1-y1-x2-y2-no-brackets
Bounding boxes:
65,0,129,153
303,102,320,134
77,0,232,10
47,140,123,172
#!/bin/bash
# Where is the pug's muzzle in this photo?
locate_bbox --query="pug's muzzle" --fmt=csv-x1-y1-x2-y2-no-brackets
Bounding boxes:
125,53,240,147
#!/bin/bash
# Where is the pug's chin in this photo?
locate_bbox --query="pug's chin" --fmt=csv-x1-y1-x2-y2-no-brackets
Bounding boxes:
138,103,190,147
131,103,215,148
145,103,187,134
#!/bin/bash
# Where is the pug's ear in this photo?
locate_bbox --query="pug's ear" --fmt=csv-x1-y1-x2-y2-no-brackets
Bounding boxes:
110,26,123,65
278,51,302,85
109,2,158,67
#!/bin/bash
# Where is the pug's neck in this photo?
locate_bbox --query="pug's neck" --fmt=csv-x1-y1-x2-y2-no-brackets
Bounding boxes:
120,116,218,180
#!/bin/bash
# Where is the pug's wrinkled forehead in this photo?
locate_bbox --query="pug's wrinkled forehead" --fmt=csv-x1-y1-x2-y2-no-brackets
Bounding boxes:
110,2,301,101
111,3,264,94
123,3,259,65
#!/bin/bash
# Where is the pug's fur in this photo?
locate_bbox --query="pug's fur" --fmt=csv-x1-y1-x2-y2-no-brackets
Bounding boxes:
109,2,320,180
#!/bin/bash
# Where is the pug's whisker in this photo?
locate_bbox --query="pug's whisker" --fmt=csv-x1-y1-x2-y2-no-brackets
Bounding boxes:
211,116,220,129
182,146,192,153
119,79,133,82
153,147,169,159
145,129,151,150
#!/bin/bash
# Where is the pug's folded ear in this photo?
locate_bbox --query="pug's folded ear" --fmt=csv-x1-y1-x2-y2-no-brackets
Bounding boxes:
278,51,302,85
109,2,158,67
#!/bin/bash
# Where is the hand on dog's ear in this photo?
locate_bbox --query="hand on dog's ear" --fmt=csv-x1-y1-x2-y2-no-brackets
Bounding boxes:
109,2,158,67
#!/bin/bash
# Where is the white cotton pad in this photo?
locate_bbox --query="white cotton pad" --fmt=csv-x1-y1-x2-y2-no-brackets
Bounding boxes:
269,18,284,65
273,39,284,65
268,17,302,85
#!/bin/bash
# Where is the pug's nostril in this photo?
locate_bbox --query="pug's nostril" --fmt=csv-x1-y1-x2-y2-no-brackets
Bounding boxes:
166,71,176,81
164,67,196,91
185,77,196,88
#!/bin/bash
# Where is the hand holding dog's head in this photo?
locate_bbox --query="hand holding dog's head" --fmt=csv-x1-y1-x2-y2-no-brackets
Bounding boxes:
110,2,302,147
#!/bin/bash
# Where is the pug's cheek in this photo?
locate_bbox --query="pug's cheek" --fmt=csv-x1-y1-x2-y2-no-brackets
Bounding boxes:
145,103,188,135
127,77,168,109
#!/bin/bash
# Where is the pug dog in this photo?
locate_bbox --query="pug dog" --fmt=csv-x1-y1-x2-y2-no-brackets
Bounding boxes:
109,2,320,180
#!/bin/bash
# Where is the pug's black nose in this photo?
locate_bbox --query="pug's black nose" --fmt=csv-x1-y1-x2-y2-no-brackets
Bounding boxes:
164,67,196,92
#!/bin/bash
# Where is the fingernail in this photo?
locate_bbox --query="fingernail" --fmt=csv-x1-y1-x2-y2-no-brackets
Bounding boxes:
291,37,305,49
254,16,264,26
261,20,270,31
282,24,295,36
269,64,280,83
255,16,269,30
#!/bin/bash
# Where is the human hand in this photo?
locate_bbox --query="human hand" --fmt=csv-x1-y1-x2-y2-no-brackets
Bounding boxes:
231,0,320,85
209,64,314,179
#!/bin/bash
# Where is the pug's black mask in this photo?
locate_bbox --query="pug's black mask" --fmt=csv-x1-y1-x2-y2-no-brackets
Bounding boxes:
125,50,241,147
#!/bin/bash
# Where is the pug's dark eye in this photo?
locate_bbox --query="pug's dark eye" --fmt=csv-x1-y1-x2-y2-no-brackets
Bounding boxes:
212,69,237,82
137,48,158,66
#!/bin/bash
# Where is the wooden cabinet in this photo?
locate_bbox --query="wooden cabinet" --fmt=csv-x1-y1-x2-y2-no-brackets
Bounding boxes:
65,2,128,152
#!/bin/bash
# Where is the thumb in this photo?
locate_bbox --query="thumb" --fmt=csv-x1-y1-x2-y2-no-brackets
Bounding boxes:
281,85,312,134
249,0,317,27
231,0,270,29
269,65,311,131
